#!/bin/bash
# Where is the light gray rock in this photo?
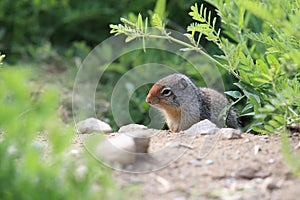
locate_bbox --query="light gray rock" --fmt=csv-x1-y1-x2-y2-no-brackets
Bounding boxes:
254,145,261,155
76,118,112,134
127,130,151,153
94,130,152,166
184,119,219,135
205,159,214,165
118,124,148,133
217,128,242,140
96,134,136,166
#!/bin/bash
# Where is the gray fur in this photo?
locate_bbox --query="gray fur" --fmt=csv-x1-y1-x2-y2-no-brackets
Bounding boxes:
156,74,238,130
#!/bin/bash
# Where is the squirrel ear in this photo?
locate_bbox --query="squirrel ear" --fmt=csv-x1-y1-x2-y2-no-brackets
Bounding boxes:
178,78,188,89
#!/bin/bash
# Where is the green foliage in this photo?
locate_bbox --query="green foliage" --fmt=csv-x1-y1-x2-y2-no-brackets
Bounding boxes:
110,0,300,133
0,68,124,200
281,132,300,177
0,0,157,63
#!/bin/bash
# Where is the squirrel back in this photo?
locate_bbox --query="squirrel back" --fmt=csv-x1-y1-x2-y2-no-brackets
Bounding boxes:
146,74,238,132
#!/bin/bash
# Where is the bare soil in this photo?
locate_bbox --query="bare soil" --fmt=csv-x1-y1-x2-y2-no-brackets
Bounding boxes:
110,131,300,200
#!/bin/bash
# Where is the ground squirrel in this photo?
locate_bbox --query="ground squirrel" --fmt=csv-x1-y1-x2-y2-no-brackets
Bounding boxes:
146,73,239,132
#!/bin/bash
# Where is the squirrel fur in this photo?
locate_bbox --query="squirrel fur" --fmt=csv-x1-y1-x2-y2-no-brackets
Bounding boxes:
146,73,238,132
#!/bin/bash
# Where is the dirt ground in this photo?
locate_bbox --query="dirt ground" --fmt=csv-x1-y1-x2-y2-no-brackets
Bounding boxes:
108,130,300,200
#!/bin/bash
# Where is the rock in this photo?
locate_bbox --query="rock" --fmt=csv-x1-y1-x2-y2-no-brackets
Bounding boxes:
188,159,202,167
268,158,275,164
235,166,271,179
292,132,299,137
118,124,148,133
254,145,260,155
184,119,219,135
94,130,152,166
95,134,136,166
205,159,214,165
287,123,300,132
244,138,250,143
76,118,112,134
127,130,151,153
217,128,242,140
167,141,194,149
152,174,171,193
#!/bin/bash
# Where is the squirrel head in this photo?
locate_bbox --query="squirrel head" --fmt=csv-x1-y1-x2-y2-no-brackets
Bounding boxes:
146,74,202,132
146,74,192,108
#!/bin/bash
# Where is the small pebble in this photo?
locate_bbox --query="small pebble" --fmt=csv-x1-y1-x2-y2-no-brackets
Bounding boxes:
244,138,250,143
254,178,263,183
292,132,299,137
268,158,275,164
254,145,260,155
218,128,242,139
173,197,186,200
188,159,202,167
205,159,214,165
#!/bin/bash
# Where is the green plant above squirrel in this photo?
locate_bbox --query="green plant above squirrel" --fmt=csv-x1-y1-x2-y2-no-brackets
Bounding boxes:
146,73,239,132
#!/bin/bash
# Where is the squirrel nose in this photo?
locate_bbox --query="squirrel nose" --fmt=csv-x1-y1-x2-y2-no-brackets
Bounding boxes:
146,95,157,105
146,95,152,104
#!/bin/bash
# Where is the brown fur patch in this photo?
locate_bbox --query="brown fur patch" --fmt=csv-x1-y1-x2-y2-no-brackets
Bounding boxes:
146,84,164,105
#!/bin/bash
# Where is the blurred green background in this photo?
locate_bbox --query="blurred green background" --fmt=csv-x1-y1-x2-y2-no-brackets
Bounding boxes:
1,0,227,129
1,0,212,64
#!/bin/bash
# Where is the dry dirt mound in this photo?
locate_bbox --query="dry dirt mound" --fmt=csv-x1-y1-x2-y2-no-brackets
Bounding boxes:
111,132,300,200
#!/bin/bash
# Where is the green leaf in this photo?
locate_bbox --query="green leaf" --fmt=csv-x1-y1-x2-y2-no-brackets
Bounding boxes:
154,0,166,20
261,73,273,81
189,4,205,22
256,59,269,74
152,13,163,29
273,115,285,123
252,77,271,84
264,124,275,132
241,103,253,113
260,104,276,112
239,7,245,29
224,90,242,99
266,54,281,75
239,112,255,117
268,120,281,128
248,94,261,114
137,13,143,31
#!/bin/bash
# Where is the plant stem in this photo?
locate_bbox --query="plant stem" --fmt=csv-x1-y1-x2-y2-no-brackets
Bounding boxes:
143,34,228,69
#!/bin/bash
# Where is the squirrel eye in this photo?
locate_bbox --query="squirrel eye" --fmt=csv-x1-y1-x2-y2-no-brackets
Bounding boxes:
161,87,172,96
